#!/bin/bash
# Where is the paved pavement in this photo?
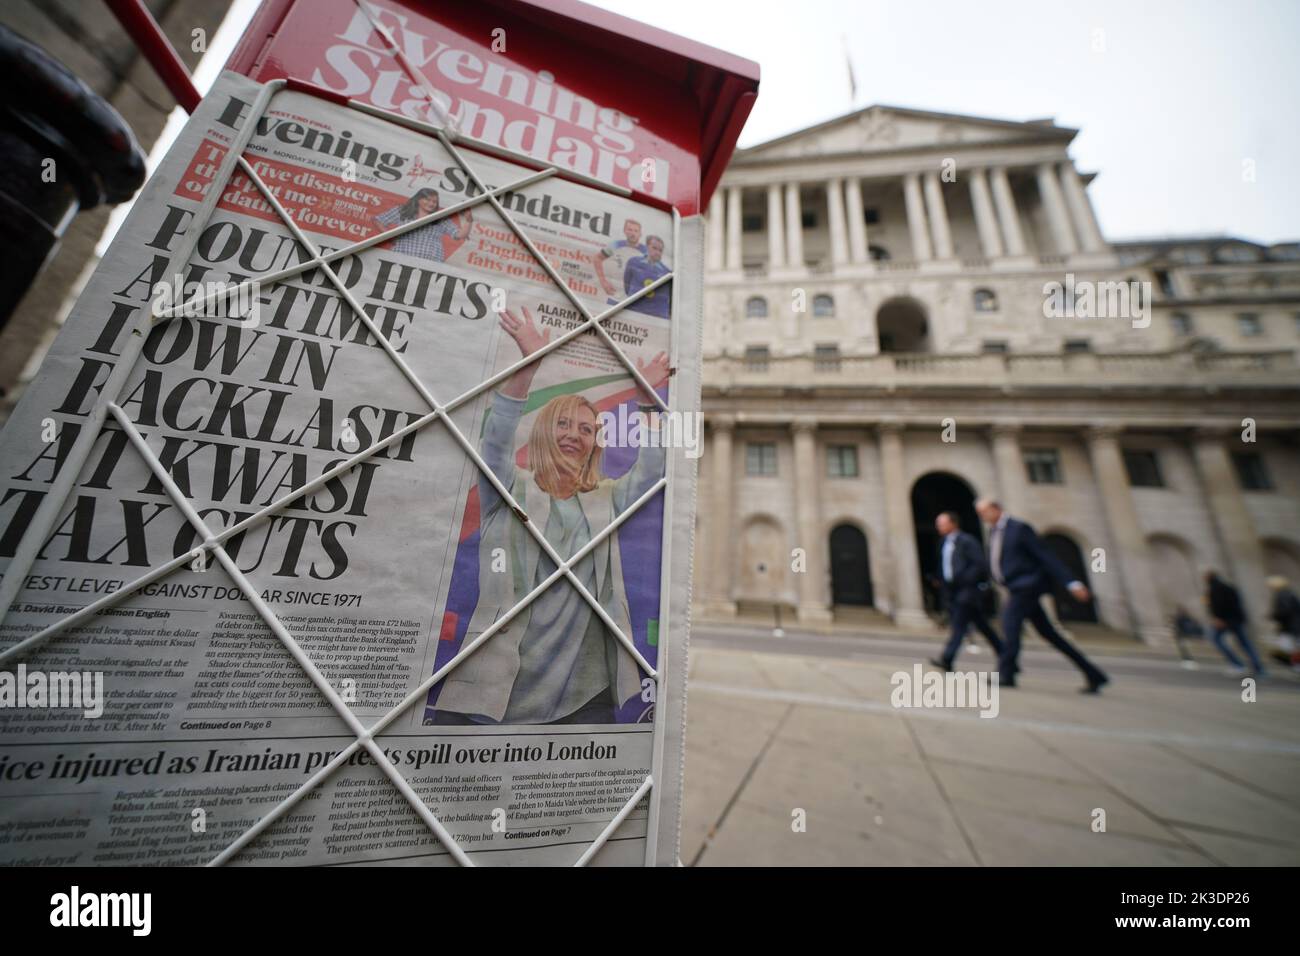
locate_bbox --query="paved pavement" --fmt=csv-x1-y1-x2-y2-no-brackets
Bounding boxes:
680,622,1300,866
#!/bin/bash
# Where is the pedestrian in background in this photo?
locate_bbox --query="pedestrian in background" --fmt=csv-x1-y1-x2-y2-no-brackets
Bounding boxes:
1203,570,1266,676
1266,576,1300,670
1171,605,1203,669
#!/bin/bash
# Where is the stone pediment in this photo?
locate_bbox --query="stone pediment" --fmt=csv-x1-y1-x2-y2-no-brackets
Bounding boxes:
736,105,1074,162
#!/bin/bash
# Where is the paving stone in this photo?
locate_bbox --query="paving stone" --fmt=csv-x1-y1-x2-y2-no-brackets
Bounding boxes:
678,646,1300,866
1169,826,1300,866
928,758,1180,845
951,801,1213,866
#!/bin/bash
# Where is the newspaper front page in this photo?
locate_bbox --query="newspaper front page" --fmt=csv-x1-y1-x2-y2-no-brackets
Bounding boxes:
0,71,697,867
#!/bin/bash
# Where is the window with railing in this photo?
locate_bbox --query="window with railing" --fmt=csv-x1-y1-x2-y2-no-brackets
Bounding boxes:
826,444,859,477
746,441,778,476
1123,449,1164,488
1023,448,1063,485
814,344,841,371
1154,269,1176,297
744,345,770,371
1216,243,1261,263
1232,452,1272,491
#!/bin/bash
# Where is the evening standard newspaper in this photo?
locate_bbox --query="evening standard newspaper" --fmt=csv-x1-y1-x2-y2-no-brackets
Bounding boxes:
0,71,700,866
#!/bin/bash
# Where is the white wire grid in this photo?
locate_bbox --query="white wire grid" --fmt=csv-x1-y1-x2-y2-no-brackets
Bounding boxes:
0,65,685,866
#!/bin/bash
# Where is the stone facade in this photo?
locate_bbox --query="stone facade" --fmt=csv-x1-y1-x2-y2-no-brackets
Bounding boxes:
695,105,1300,643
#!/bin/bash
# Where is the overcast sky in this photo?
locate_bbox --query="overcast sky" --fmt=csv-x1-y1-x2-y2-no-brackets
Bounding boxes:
115,0,1299,249
587,0,1300,244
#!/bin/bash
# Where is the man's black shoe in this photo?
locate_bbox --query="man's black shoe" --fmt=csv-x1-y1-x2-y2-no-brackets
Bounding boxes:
1081,674,1110,694
928,657,953,672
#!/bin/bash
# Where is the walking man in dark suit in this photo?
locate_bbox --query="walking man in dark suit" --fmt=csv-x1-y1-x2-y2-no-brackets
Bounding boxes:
929,512,1003,671
1204,570,1266,675
974,497,1109,693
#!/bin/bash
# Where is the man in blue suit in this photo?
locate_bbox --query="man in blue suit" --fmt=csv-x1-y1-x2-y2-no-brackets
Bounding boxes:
974,497,1109,693
929,511,1003,671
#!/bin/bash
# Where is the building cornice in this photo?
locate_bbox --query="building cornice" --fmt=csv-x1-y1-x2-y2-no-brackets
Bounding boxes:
702,382,1300,402
1150,295,1300,309
737,103,1077,157
722,140,1075,185
697,406,1300,434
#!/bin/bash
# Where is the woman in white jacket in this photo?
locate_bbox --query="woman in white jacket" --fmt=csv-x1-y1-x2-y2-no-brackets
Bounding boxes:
433,306,669,725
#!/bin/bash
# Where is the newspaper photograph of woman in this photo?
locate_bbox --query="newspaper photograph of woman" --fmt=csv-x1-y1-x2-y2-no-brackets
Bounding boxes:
374,187,474,262
425,306,671,726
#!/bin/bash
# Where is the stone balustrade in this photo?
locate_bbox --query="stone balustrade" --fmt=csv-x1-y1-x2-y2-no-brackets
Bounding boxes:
705,348,1300,389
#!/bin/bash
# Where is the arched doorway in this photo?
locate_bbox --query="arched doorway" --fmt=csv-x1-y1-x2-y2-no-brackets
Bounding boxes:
911,472,980,615
829,523,873,606
876,298,930,353
1043,533,1099,623
737,514,789,607
1149,533,1201,622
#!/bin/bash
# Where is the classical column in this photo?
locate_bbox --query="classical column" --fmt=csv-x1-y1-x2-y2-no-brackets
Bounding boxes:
1058,161,1106,253
705,416,737,616
989,424,1026,516
845,176,869,263
902,173,933,262
988,167,1027,256
1085,426,1171,644
922,171,954,259
765,183,786,270
968,168,1004,259
792,419,832,623
1036,161,1078,256
784,182,804,269
706,191,725,271
1192,428,1270,627
725,186,742,271
878,423,931,630
826,177,849,267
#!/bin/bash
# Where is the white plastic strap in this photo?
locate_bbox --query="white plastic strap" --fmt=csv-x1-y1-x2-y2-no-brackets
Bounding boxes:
574,774,653,867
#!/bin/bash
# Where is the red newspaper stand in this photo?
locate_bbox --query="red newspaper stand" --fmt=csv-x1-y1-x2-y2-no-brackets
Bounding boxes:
0,0,759,867
230,0,757,215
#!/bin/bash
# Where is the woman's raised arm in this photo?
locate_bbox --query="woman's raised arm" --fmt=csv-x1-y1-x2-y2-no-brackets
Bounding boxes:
499,307,549,399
